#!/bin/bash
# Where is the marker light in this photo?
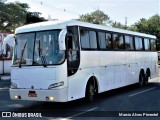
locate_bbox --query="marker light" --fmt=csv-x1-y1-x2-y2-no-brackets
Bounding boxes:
14,96,18,99
14,95,21,99
49,96,54,101
46,96,54,101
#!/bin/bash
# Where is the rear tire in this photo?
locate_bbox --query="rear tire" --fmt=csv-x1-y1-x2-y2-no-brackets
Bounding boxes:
139,72,145,87
144,74,149,85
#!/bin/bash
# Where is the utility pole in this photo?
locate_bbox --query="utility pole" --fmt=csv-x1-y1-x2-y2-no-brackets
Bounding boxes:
125,17,128,29
125,17,128,26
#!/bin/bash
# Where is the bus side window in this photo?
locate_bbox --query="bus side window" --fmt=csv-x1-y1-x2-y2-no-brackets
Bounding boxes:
89,31,97,49
81,29,97,50
130,36,134,50
113,34,124,50
135,37,139,50
118,35,124,49
144,38,150,50
112,34,118,49
125,35,135,50
67,36,74,61
67,33,79,61
98,32,106,49
106,33,112,49
68,39,79,61
81,29,90,49
135,37,143,50
139,37,143,50
98,32,112,50
150,39,156,51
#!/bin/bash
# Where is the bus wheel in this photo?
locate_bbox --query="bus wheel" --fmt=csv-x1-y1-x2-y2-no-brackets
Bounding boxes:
139,72,145,87
144,74,149,85
86,81,96,102
145,69,150,85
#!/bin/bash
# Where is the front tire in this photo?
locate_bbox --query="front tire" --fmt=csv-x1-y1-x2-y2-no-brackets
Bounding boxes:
86,81,96,102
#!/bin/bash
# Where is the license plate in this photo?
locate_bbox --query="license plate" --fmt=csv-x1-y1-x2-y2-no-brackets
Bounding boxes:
28,91,37,97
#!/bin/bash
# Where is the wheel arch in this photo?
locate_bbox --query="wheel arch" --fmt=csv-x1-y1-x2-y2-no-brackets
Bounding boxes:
85,76,99,94
140,68,145,76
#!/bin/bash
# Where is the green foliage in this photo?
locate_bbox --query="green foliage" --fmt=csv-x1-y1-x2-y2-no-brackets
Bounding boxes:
111,21,129,30
0,1,29,32
0,1,46,32
79,10,110,25
129,14,160,50
26,12,47,24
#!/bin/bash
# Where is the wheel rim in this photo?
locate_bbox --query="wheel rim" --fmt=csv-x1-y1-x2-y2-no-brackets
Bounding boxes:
89,84,95,96
145,75,149,85
86,83,95,102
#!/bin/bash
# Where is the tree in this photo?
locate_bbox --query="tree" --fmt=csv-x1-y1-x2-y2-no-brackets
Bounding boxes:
129,14,160,50
26,12,47,24
0,1,29,32
111,21,128,30
0,1,46,32
79,10,110,25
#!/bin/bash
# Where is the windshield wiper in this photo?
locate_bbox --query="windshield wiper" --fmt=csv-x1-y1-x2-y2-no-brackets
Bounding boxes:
38,40,47,67
19,41,27,68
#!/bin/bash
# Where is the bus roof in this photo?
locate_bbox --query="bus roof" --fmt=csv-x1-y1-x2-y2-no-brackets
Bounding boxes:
15,20,156,39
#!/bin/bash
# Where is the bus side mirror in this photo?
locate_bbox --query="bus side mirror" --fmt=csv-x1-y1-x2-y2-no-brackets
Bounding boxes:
59,29,67,51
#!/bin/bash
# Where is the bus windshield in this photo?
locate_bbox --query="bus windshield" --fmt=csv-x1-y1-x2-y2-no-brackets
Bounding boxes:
13,30,65,66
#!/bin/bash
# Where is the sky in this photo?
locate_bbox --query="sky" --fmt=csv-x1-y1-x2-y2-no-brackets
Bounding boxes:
7,0,160,25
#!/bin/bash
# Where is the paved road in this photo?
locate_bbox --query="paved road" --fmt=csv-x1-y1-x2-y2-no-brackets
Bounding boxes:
0,75,160,120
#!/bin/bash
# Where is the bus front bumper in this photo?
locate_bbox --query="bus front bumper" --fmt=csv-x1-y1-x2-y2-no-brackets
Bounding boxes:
9,87,68,102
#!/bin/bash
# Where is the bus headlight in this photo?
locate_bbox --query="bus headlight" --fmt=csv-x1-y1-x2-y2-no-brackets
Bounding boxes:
10,82,18,88
48,81,64,89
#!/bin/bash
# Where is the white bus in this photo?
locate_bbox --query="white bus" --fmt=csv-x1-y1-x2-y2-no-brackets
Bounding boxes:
158,51,160,64
0,33,14,75
10,20,158,102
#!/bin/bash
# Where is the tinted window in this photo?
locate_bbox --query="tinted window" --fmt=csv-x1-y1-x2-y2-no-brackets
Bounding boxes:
139,38,143,50
144,38,150,50
106,33,112,49
80,29,90,49
135,37,143,50
113,34,124,50
135,37,139,50
150,39,156,51
125,36,130,50
125,36,135,50
89,31,97,49
98,32,106,49
98,32,112,49
129,36,134,50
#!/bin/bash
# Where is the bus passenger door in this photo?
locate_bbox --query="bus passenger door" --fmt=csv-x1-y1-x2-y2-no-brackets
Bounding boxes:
66,26,80,76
